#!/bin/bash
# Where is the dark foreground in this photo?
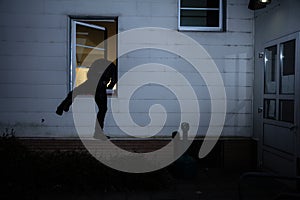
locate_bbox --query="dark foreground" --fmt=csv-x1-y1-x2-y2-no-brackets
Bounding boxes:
1,135,299,200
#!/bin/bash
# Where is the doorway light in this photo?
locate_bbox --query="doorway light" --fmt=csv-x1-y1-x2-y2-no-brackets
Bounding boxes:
259,0,271,4
248,0,272,10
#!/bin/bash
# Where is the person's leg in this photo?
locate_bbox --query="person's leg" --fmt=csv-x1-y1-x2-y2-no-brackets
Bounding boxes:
56,91,73,115
56,82,90,115
94,88,108,138
95,88,107,129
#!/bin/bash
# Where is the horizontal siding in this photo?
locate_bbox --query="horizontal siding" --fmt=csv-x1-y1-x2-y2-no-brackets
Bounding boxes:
0,14,67,28
227,19,253,33
0,70,67,85
119,16,177,30
0,55,67,71
116,73,253,87
186,32,253,46
227,3,253,19
118,57,254,74
0,27,67,43
117,44,253,59
0,84,66,98
0,41,67,57
0,0,254,137
0,98,252,115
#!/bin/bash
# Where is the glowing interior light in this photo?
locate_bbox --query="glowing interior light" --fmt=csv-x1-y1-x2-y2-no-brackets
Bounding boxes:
260,0,271,4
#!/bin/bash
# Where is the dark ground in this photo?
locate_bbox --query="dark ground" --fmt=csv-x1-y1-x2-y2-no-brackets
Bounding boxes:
1,134,299,200
37,169,241,200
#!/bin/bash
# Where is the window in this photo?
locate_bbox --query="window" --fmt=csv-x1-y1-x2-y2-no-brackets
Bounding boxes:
280,40,295,94
264,99,276,120
178,0,224,31
70,17,118,95
264,45,277,94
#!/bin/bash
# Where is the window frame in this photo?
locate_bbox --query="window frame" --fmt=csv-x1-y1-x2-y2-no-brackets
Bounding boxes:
68,17,118,95
178,0,224,32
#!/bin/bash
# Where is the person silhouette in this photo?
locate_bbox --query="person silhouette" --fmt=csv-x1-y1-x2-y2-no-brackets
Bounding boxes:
56,59,117,139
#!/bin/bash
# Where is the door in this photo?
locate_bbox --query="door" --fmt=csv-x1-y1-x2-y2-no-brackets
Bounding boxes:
261,33,300,177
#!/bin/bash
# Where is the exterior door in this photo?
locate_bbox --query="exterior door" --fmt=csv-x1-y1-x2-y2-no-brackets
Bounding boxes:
261,33,300,177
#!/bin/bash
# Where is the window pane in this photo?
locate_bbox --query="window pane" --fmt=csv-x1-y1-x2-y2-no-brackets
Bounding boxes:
75,23,107,87
264,46,277,94
76,24,106,68
264,99,276,120
181,0,219,8
180,10,219,27
280,40,295,94
279,100,294,123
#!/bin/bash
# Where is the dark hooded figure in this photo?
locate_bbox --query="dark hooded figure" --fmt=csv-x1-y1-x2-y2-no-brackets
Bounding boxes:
56,59,117,138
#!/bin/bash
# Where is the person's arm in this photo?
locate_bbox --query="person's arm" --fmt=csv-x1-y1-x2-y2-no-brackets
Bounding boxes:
106,64,117,89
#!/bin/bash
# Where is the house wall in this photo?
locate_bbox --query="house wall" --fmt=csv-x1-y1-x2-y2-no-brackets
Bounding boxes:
0,0,254,138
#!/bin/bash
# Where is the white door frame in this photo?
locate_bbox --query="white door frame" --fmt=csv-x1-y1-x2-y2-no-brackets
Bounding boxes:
260,32,300,176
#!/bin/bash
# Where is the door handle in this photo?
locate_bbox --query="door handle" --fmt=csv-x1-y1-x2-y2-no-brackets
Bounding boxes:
258,106,263,113
289,124,297,131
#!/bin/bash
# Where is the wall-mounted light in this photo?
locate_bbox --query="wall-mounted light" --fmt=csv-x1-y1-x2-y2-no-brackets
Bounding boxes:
259,0,271,4
248,0,272,10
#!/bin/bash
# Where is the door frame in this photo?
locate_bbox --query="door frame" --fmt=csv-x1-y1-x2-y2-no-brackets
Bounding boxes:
259,32,300,176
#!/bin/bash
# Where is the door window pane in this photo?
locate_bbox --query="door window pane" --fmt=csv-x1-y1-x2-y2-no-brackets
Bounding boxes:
264,46,277,94
279,100,294,123
280,40,295,94
264,99,276,120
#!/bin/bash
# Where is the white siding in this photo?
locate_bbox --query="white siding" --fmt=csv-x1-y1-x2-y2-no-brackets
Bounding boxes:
0,0,254,137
